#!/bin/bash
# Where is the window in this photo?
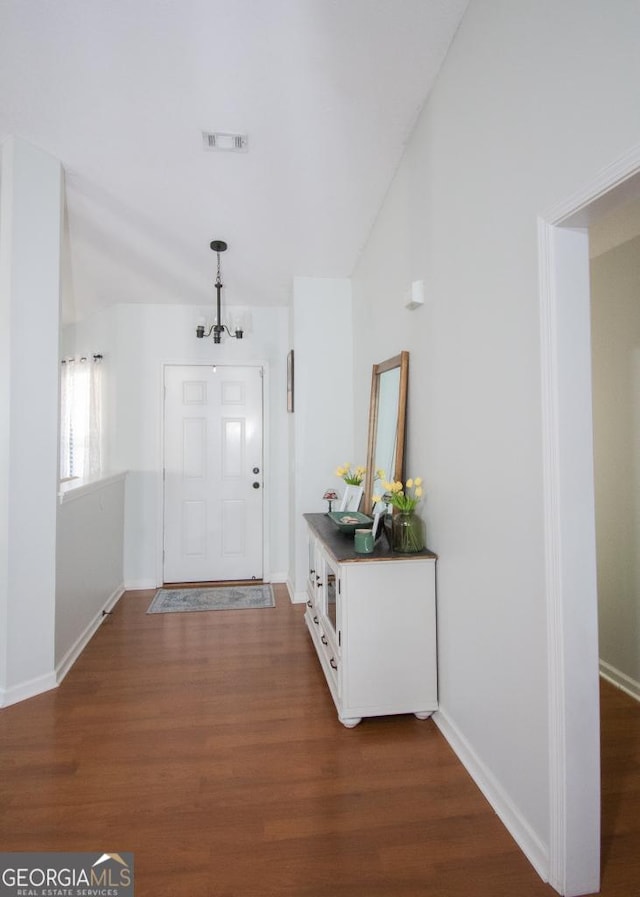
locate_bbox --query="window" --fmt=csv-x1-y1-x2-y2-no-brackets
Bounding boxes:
60,354,103,480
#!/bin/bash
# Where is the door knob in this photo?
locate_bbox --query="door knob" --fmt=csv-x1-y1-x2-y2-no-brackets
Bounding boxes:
253,481,260,489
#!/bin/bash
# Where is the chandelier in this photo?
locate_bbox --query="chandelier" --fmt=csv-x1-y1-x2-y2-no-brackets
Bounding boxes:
195,240,244,343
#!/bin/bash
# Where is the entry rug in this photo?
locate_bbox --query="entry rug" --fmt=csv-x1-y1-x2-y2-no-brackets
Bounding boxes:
147,584,275,614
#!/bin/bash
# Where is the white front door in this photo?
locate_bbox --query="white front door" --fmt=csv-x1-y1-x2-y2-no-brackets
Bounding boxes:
163,364,263,582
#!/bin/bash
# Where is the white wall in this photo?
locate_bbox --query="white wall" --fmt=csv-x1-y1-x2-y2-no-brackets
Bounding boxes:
289,277,354,600
68,302,290,588
591,235,640,698
0,136,62,706
352,0,640,891
56,474,125,677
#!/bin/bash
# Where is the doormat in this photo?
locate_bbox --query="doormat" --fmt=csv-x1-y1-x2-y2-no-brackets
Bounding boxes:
146,584,275,614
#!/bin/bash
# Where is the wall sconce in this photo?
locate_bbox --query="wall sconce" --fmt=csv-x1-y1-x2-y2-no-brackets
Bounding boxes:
195,240,244,343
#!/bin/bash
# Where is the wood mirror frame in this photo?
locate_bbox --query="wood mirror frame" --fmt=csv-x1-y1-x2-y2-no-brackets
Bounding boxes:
362,351,409,515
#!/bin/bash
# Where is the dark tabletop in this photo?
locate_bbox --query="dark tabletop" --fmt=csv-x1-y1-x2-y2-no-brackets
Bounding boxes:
304,513,437,565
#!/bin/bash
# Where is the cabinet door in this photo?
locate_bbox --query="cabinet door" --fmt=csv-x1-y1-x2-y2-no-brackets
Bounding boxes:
317,548,340,652
342,560,437,715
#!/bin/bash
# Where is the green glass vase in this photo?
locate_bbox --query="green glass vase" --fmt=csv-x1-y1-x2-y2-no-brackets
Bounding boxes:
391,510,425,553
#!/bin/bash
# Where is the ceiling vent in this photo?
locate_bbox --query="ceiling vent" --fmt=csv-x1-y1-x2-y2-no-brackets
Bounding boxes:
202,131,248,153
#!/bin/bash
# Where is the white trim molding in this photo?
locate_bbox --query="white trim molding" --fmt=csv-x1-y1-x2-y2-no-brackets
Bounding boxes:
538,141,640,897
539,215,602,897
538,217,570,895
542,143,640,228
286,577,307,604
56,585,124,685
0,672,57,709
124,579,159,591
58,470,127,505
434,710,549,881
600,661,640,703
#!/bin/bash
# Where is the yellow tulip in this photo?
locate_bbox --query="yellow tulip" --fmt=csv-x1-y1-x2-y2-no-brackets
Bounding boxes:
406,478,414,488
415,486,423,497
414,477,423,486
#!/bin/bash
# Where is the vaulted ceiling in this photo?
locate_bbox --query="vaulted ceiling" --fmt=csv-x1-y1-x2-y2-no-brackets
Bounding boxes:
0,0,469,320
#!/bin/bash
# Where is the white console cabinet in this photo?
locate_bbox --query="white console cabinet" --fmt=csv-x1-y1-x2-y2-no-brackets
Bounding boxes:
304,513,438,727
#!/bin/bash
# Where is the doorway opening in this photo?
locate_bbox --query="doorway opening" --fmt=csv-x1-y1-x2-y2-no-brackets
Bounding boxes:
589,196,640,702
539,147,640,896
588,194,640,888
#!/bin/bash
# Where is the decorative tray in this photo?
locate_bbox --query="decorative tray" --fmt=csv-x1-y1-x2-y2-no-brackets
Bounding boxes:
327,511,374,534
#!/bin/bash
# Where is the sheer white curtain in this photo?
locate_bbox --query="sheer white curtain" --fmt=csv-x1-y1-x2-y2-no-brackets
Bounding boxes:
60,355,103,480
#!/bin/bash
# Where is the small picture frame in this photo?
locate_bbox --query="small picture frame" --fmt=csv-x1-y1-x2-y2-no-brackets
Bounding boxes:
339,485,363,512
287,350,294,413
371,500,386,540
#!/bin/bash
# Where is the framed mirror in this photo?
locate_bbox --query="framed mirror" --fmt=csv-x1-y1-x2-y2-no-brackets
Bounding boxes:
363,351,409,515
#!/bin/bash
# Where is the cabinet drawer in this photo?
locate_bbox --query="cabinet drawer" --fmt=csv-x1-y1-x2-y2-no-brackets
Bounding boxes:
305,608,340,700
319,622,339,660
319,640,339,694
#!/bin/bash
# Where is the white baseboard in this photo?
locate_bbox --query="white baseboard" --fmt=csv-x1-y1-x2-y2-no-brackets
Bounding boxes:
600,660,640,702
56,585,125,685
286,578,307,604
0,671,57,708
123,578,158,591
267,571,287,583
434,708,550,883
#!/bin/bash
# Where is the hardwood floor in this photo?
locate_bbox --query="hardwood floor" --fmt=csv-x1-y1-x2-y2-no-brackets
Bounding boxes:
599,678,640,895
0,587,638,896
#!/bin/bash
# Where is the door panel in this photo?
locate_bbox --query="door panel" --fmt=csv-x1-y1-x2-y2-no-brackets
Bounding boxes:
183,418,206,477
222,418,244,476
164,365,263,582
183,500,206,557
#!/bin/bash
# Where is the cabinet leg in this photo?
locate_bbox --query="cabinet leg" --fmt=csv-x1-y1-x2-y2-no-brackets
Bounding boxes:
339,716,362,728
414,711,434,720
